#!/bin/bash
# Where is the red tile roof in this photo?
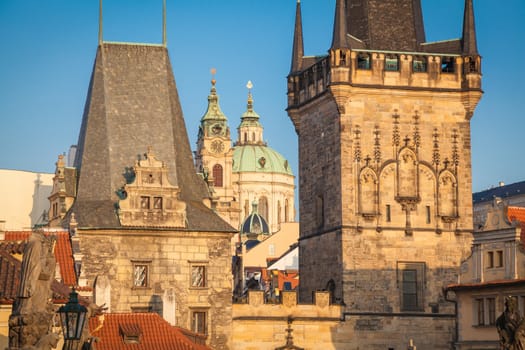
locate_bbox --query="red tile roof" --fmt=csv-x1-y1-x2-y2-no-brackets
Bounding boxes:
4,231,76,286
508,206,525,223
0,247,21,303
89,313,212,350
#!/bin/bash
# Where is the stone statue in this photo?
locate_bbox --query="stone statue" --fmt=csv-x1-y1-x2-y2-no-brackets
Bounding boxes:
497,296,525,350
9,230,57,350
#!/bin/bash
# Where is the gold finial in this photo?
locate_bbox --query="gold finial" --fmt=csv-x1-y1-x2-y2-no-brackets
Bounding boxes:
211,68,217,86
246,81,254,112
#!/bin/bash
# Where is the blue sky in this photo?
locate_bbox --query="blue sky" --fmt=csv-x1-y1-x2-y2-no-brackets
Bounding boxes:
0,0,524,193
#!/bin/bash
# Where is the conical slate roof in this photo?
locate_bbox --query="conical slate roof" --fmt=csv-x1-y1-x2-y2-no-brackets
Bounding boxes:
70,43,233,232
342,0,426,51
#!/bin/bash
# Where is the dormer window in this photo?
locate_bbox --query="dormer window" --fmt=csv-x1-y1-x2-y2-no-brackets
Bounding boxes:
119,323,142,344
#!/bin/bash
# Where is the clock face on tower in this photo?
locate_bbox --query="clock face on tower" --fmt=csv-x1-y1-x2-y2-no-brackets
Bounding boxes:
210,140,225,154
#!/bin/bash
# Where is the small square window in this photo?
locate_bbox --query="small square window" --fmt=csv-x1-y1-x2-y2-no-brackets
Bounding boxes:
191,266,206,288
133,263,149,288
412,57,427,72
153,197,163,209
140,196,150,210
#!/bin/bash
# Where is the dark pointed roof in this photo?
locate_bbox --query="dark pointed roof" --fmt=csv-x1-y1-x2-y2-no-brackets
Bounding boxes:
70,43,233,232
290,0,304,73
331,0,349,50
344,0,426,51
461,0,478,55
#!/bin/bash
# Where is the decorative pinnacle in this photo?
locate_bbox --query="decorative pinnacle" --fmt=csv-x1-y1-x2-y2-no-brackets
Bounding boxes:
246,80,254,112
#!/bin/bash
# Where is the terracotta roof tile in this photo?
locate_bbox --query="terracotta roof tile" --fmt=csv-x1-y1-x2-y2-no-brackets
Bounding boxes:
89,313,212,350
508,206,525,223
0,249,21,302
4,231,76,286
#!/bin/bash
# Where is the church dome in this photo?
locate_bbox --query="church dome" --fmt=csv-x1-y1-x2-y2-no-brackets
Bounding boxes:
241,202,270,237
233,145,293,176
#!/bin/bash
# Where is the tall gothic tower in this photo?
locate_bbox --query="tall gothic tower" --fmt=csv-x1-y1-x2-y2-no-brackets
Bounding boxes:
65,6,235,348
287,0,481,347
195,76,240,227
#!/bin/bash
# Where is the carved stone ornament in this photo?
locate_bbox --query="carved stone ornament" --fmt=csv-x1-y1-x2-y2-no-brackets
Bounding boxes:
9,230,58,350
497,296,525,350
117,147,186,228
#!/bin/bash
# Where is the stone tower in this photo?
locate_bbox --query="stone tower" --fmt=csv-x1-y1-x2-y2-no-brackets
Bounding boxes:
66,29,235,350
194,76,240,228
287,0,482,348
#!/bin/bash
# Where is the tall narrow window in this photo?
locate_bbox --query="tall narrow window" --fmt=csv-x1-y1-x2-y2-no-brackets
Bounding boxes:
487,251,494,269
496,250,504,268
386,205,391,222
244,200,250,218
212,164,223,187
426,205,431,224
191,311,207,335
191,266,206,288
284,199,289,222
277,200,282,224
488,298,496,325
259,196,269,221
476,298,485,325
398,262,425,311
316,195,324,228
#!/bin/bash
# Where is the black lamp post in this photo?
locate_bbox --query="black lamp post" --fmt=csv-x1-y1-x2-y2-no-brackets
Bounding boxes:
57,289,88,350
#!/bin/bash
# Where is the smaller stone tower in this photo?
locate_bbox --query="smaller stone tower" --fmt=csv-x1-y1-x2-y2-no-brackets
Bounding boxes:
195,72,240,227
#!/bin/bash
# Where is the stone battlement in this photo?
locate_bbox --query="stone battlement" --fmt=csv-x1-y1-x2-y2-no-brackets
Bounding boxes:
287,49,481,109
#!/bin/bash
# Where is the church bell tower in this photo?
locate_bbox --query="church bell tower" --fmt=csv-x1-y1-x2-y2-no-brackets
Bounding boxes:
287,0,481,347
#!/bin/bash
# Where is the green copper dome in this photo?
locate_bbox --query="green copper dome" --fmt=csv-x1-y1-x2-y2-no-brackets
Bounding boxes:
232,145,293,176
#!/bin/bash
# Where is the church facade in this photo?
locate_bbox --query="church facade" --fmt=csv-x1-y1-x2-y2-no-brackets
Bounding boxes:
194,79,295,233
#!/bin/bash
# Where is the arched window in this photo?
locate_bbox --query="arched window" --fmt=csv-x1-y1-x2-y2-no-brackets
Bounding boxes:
252,132,255,142
284,199,289,222
212,164,223,187
258,196,269,221
244,132,247,143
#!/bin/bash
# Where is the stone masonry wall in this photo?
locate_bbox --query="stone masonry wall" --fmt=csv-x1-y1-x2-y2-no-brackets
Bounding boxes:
78,229,232,350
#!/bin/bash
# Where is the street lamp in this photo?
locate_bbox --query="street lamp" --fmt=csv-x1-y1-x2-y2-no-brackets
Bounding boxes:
57,288,88,350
